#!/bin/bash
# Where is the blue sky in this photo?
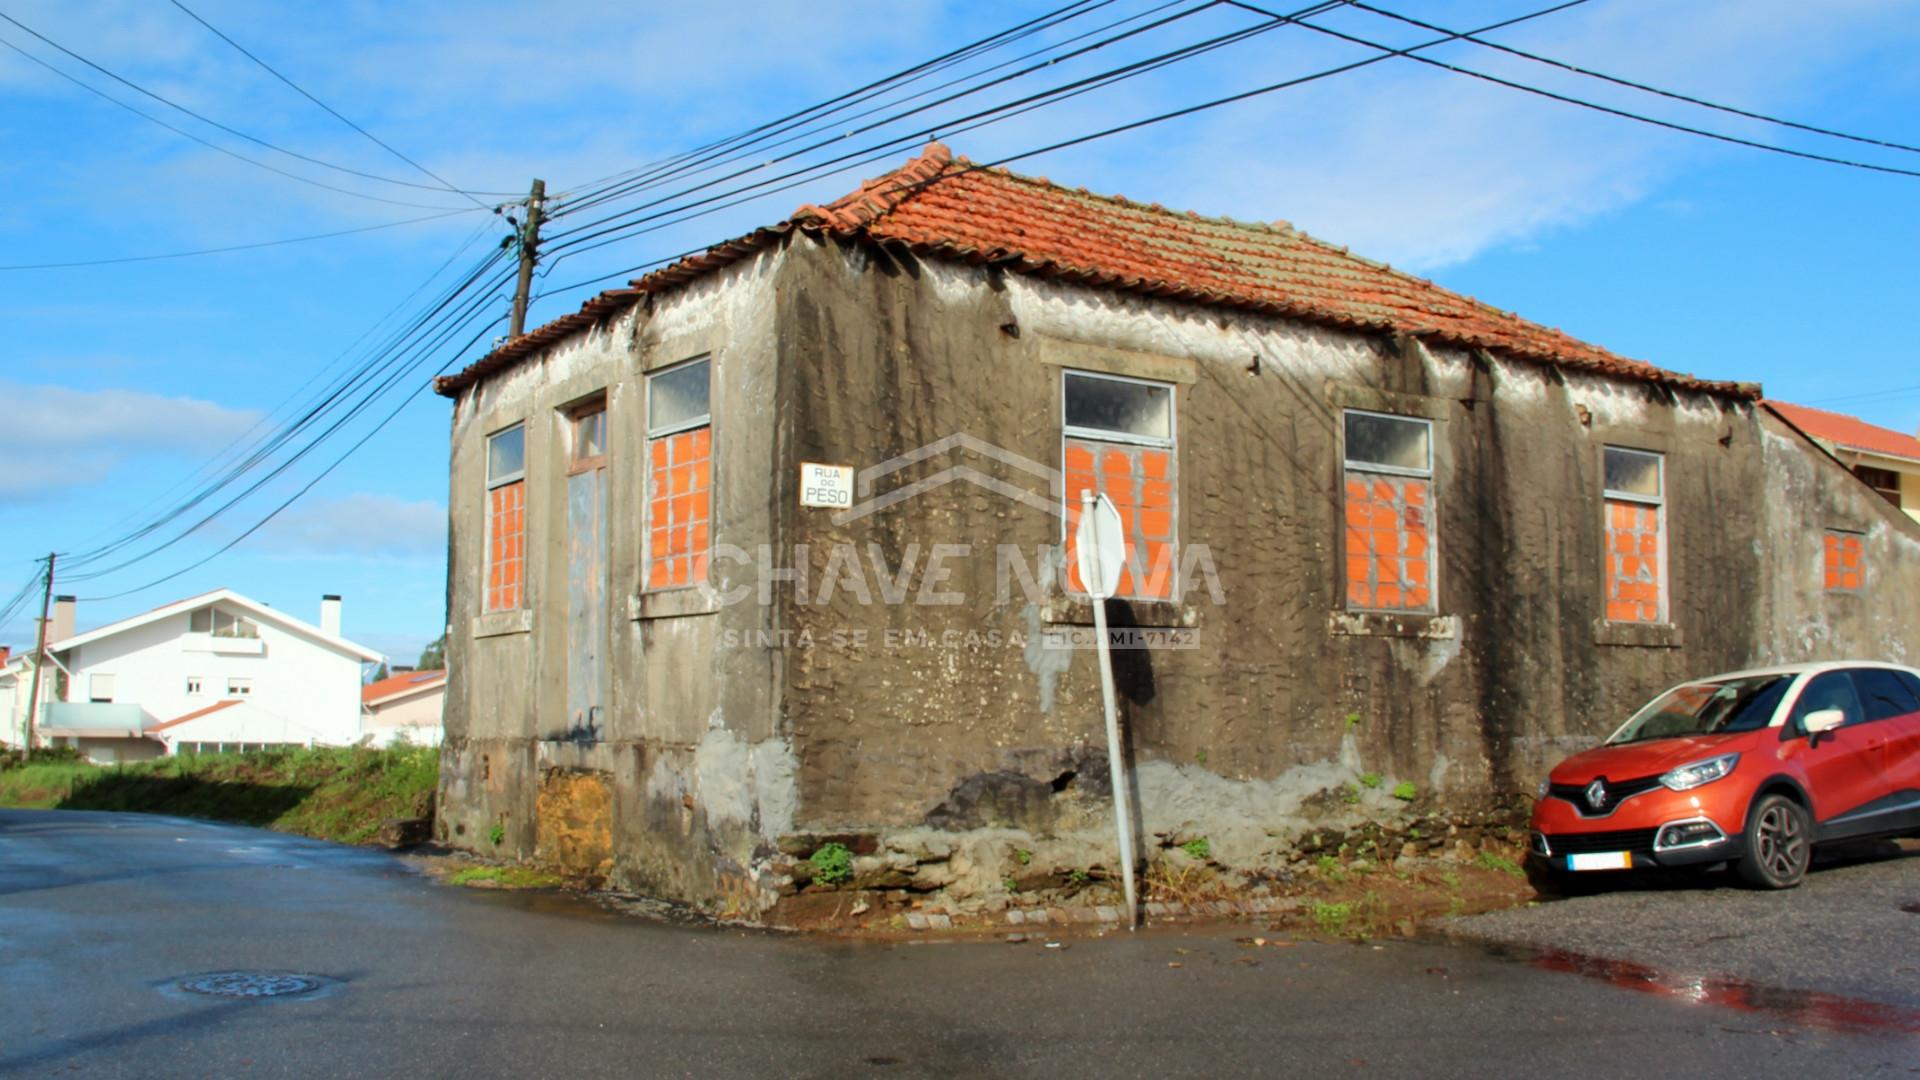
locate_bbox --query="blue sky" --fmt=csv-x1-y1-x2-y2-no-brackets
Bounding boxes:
4,0,1918,661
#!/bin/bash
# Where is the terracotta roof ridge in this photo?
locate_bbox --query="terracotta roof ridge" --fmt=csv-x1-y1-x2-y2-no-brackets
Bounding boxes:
792,141,956,230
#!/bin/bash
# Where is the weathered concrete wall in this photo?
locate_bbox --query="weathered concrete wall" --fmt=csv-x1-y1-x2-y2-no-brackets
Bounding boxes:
438,246,797,911
1754,414,1920,664
765,234,1920,902
440,228,1920,915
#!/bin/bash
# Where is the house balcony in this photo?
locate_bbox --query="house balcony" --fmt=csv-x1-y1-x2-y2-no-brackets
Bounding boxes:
41,702,150,738
181,632,265,655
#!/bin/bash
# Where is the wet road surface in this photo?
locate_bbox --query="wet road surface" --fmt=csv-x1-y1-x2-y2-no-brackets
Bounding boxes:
2,809,1915,1077
1452,841,1920,1009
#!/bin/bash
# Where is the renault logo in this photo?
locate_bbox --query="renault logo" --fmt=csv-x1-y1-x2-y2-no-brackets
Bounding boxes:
1585,778,1609,810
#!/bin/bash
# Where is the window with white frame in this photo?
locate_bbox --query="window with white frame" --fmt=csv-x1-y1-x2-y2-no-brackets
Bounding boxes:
1062,370,1177,601
88,673,115,703
1342,410,1435,612
485,423,527,612
645,358,713,591
186,677,204,696
1603,446,1666,624
225,677,253,698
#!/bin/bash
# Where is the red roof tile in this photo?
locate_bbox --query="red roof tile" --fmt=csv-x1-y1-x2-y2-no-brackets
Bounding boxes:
147,698,243,733
438,143,1754,398
1767,401,1920,464
362,669,447,705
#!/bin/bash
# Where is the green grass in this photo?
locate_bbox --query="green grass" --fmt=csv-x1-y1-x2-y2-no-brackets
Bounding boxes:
448,865,565,889
0,745,437,845
1311,900,1353,935
1474,851,1524,877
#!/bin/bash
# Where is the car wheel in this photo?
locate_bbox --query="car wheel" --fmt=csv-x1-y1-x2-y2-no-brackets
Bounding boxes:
1735,794,1812,889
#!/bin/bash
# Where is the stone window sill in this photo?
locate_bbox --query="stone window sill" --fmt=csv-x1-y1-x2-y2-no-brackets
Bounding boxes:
1328,611,1458,639
631,587,724,621
1593,620,1683,648
473,609,533,638
1041,596,1197,628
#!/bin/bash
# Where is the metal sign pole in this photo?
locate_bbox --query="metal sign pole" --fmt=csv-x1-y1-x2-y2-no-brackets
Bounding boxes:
1080,490,1138,929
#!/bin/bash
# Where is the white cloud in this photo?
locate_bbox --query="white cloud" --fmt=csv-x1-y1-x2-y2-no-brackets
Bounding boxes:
1098,0,1920,270
0,379,261,499
249,492,446,560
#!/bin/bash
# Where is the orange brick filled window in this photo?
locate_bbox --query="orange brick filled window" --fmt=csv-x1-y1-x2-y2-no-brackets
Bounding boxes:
1342,411,1434,612
646,357,712,591
1824,529,1864,592
1602,446,1666,624
1062,371,1176,601
484,423,527,612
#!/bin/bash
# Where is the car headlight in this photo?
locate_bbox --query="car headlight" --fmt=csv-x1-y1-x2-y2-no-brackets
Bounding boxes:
1660,752,1740,792
1535,777,1551,799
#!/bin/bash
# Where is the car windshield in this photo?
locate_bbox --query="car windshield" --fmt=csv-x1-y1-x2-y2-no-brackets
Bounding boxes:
1607,675,1791,744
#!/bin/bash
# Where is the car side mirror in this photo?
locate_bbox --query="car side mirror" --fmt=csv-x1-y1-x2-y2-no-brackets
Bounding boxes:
1804,707,1845,746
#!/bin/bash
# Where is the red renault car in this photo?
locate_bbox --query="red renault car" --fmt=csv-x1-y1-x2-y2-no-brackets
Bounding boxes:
1528,661,1920,893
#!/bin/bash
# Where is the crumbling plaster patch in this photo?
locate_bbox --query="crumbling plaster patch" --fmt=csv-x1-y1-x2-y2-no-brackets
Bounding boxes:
1004,273,1378,383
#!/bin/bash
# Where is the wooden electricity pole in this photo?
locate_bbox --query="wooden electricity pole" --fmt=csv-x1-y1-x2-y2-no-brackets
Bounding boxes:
22,553,53,754
508,178,546,338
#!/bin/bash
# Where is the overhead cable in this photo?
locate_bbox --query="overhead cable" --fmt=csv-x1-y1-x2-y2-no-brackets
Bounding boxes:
165,0,497,208
1352,1,1920,157
0,10,501,200
0,33,473,210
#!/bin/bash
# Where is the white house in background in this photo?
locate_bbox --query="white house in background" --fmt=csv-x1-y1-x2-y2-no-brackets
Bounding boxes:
4,589,382,763
360,668,446,747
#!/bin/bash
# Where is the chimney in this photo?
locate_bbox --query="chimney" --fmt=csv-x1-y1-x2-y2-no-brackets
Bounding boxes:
50,596,76,643
0,646,10,665
320,595,342,637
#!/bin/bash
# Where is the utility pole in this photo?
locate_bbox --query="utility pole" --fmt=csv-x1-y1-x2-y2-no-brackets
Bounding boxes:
22,553,53,755
508,178,546,338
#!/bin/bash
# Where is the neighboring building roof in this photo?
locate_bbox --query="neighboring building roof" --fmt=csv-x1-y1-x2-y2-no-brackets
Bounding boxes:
49,588,382,663
1766,401,1920,465
362,669,447,707
147,698,244,733
438,142,1756,400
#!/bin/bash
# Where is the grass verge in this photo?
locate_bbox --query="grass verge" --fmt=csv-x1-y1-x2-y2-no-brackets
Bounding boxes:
447,865,566,889
0,745,437,846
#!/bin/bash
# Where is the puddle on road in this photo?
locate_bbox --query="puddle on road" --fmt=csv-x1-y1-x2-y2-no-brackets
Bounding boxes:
1498,945,1920,1038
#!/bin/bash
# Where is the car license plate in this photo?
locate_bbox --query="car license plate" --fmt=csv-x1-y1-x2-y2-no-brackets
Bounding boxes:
1567,851,1632,871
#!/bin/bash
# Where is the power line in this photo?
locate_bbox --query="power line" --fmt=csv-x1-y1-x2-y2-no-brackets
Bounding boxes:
535,1,1330,267
1351,1,1920,157
0,10,503,200
542,0,1255,245
59,249,518,577
0,207,481,270
0,33,473,210
60,0,1581,597
549,0,1117,211
165,0,496,209
1248,2,1920,180
57,236,515,571
45,3,1134,590
73,299,520,602
59,216,502,555
529,3,1578,302
1800,384,1920,407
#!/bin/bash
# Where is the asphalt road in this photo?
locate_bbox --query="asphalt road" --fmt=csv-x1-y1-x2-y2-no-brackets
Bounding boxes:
1451,840,1920,1008
1,810,1915,1078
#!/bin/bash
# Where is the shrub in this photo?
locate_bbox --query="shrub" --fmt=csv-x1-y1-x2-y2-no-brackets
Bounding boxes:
1179,837,1211,860
809,842,853,885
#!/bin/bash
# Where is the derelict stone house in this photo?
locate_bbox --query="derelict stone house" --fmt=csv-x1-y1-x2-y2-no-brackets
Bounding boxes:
433,142,1920,915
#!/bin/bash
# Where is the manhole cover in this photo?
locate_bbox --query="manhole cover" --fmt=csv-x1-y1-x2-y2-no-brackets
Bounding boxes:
176,972,324,999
